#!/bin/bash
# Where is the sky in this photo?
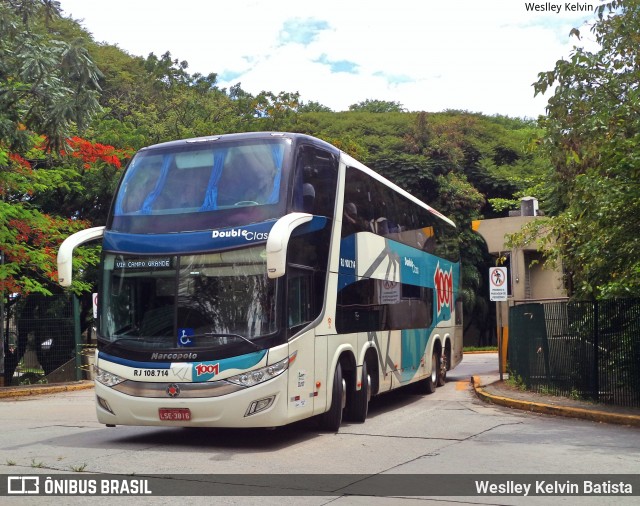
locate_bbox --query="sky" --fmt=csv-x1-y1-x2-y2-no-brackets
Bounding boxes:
59,0,603,119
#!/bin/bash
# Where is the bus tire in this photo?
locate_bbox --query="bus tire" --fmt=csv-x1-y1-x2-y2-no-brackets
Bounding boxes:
437,347,447,387
418,352,437,394
319,363,345,431
347,360,370,423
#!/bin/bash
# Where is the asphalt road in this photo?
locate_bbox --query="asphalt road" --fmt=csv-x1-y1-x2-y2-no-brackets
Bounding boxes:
1,353,638,504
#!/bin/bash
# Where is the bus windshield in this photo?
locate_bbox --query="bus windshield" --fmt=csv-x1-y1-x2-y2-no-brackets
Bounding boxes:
111,137,289,233
100,246,278,352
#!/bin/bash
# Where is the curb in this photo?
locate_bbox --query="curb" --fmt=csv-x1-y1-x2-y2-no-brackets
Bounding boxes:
0,381,94,399
472,376,640,428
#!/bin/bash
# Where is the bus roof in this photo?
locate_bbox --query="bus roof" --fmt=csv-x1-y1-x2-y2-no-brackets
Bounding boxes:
138,131,339,154
138,131,455,229
340,151,457,229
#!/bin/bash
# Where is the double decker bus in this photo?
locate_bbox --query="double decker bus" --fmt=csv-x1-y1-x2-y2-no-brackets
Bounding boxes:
58,132,462,431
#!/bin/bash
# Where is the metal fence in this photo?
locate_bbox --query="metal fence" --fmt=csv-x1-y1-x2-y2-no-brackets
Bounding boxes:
2,293,94,386
509,299,640,407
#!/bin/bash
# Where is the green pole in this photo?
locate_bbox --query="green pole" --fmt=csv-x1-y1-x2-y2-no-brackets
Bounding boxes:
0,251,5,385
73,294,82,381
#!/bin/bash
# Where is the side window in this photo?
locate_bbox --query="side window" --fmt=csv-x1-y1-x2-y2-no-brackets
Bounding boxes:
287,225,331,325
415,206,437,252
287,267,313,329
336,277,379,333
435,221,460,262
394,194,419,248
292,146,338,218
343,167,373,237
455,298,463,325
336,279,434,333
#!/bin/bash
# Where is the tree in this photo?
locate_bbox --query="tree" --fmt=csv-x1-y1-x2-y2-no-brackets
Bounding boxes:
0,134,126,295
531,0,640,298
87,47,246,146
251,91,301,129
348,99,406,113
0,1,114,295
0,0,102,152
298,100,333,113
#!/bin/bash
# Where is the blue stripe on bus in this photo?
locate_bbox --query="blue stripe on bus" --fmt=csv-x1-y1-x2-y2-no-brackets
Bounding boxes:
98,350,268,373
400,329,435,381
103,221,277,254
337,234,356,290
103,216,328,255
98,352,172,369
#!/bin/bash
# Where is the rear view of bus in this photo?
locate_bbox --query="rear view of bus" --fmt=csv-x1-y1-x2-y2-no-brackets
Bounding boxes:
57,132,461,430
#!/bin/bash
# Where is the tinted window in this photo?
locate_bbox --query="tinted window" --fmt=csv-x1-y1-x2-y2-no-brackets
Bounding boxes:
110,138,291,233
336,278,433,333
287,226,332,333
342,168,373,237
292,146,338,218
342,166,459,262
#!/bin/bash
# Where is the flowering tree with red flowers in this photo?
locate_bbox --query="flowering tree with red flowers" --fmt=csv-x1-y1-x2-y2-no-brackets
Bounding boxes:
0,1,119,296
0,135,128,295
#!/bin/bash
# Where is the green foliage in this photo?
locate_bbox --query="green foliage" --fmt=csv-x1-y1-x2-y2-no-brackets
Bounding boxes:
0,0,102,152
0,198,91,295
298,100,333,113
0,135,115,294
531,0,640,298
505,370,527,391
348,99,406,113
0,2,107,294
463,346,498,352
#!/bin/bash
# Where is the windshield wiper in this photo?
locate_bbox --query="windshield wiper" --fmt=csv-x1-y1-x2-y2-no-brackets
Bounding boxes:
101,336,146,353
189,332,264,351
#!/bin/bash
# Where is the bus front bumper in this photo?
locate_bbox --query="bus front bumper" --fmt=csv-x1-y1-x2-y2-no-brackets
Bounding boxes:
94,374,290,428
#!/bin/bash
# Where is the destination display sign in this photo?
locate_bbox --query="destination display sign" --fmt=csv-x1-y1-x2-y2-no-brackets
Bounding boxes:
115,257,172,270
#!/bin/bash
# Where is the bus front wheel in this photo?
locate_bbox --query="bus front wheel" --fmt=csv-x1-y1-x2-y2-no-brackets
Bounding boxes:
319,363,345,431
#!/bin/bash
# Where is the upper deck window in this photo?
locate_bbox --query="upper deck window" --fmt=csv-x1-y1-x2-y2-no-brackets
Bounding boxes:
115,140,285,216
110,138,290,233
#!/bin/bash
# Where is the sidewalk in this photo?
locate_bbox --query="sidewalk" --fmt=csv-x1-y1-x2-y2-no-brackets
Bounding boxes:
0,380,93,398
472,375,640,428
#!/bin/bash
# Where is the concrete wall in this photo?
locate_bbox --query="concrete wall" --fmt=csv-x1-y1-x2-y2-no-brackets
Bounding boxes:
471,213,567,368
472,216,566,304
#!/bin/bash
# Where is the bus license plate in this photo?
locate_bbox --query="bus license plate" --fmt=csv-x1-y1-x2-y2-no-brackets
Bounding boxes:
159,408,191,421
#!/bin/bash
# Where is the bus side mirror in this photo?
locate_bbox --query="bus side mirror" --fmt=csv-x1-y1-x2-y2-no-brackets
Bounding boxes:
57,226,106,287
266,213,312,279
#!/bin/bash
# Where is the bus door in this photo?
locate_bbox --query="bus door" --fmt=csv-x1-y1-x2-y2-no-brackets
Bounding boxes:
285,266,317,420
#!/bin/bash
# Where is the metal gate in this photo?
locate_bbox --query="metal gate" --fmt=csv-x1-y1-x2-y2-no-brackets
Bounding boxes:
509,300,640,408
3,293,83,386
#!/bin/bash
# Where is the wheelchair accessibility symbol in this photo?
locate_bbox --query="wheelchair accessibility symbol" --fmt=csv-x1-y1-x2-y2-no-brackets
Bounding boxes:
177,328,195,347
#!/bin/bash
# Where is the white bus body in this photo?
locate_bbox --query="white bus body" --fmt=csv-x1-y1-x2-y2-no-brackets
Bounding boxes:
60,132,462,431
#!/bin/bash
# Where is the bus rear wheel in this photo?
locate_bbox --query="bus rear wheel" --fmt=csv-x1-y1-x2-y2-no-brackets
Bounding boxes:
437,347,448,387
319,363,345,431
417,352,437,394
346,360,370,423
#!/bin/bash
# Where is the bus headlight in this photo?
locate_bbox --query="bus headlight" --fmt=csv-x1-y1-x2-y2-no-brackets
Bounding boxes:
227,355,291,387
95,367,125,387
